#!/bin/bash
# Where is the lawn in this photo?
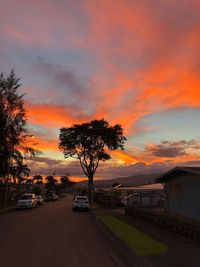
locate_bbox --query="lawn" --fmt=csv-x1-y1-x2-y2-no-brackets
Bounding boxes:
98,215,168,257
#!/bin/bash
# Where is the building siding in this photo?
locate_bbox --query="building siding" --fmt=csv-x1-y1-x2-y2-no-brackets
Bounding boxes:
165,174,200,219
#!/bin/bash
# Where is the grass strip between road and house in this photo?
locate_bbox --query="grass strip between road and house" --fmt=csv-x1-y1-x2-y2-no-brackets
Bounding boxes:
98,215,168,257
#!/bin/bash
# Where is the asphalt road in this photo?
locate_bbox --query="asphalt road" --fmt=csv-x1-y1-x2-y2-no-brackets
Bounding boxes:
0,196,116,267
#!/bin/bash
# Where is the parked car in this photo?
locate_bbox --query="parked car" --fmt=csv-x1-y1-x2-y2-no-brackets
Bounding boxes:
46,193,59,202
36,195,44,205
17,193,37,209
72,196,90,211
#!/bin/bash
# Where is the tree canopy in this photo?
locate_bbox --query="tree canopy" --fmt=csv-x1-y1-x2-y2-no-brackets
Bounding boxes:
10,164,30,184
60,173,70,185
45,175,58,191
59,119,126,201
0,70,38,179
33,174,43,184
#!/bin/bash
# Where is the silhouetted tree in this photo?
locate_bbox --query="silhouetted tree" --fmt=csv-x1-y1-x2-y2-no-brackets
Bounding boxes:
10,164,30,184
26,178,33,184
59,119,126,202
45,175,58,191
33,174,43,184
60,173,76,194
60,173,70,186
0,70,38,180
32,185,42,195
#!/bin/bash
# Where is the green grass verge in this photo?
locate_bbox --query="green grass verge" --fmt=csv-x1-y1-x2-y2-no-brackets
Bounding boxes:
98,215,168,257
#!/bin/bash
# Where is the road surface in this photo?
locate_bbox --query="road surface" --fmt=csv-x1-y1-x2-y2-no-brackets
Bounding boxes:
0,196,116,267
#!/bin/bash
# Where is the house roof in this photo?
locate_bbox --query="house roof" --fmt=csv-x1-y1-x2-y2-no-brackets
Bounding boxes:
96,183,163,192
155,167,200,183
116,183,163,191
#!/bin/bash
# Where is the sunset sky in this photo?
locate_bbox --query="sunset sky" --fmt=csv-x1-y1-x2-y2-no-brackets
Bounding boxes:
1,0,200,179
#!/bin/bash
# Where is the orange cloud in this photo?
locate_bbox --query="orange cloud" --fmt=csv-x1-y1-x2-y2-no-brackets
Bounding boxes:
26,102,90,128
31,136,58,152
2,0,200,170
111,150,138,164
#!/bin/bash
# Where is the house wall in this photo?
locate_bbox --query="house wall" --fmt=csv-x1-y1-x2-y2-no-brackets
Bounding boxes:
165,174,200,219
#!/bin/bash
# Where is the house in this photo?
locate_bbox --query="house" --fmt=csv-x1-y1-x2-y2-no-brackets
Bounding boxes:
156,167,200,220
115,183,164,207
95,183,164,208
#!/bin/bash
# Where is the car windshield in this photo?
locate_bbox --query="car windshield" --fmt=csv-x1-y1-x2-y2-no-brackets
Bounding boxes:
20,195,32,200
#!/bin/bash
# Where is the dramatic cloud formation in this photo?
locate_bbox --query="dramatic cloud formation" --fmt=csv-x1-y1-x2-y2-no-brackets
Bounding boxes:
31,58,94,106
146,140,200,158
1,0,200,179
27,102,90,128
28,155,200,180
27,157,86,179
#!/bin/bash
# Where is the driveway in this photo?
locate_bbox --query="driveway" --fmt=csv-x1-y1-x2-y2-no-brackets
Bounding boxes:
0,196,116,267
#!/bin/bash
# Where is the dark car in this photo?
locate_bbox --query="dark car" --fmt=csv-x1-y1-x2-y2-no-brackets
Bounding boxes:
46,193,59,202
36,195,44,205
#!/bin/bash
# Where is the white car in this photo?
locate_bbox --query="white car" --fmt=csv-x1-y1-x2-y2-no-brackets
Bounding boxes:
17,193,37,209
73,196,90,211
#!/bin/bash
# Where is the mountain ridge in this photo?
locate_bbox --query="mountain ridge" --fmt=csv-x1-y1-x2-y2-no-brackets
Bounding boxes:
76,173,161,187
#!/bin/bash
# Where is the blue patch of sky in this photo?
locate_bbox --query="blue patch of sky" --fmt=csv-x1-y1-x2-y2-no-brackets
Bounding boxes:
1,43,100,81
0,43,102,115
129,107,200,149
28,123,58,139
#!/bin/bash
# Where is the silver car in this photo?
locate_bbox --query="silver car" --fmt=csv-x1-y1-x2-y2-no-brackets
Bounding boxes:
73,196,90,211
17,193,37,209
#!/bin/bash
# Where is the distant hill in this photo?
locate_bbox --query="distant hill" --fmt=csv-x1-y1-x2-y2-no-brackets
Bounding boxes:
76,173,161,188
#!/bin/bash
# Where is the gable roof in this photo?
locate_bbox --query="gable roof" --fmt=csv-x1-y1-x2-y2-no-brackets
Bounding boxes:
155,167,200,183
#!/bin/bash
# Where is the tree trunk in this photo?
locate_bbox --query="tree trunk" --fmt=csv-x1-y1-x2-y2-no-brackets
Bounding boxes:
88,176,94,204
